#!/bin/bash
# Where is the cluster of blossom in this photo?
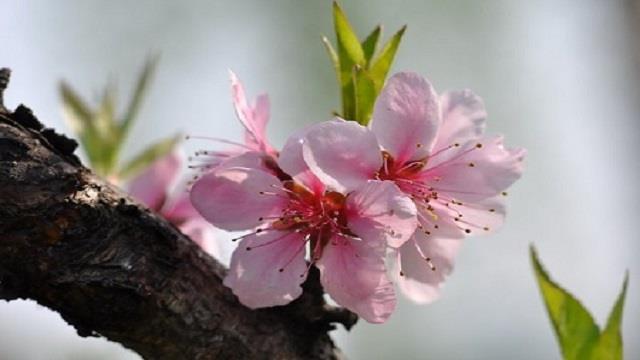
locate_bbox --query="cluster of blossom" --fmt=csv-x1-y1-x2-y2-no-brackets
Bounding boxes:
126,149,219,258
188,71,525,323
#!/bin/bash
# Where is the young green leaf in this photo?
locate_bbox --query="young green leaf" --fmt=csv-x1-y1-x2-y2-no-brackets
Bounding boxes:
59,81,94,133
361,25,382,65
530,245,628,360
94,85,122,174
322,35,340,83
370,25,406,92
118,134,181,180
589,273,628,360
60,82,107,173
120,55,159,139
353,66,377,125
333,1,365,67
333,1,366,120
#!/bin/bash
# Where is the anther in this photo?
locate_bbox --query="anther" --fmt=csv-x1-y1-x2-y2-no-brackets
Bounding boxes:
468,162,475,167
425,257,436,271
483,227,490,231
476,143,483,148
464,229,471,234
501,192,508,196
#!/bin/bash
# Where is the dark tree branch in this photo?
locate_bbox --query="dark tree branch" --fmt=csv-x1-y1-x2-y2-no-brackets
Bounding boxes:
0,70,356,360
0,68,10,114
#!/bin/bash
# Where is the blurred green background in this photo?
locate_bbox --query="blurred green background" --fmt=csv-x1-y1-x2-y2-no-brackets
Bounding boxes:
1,1,639,359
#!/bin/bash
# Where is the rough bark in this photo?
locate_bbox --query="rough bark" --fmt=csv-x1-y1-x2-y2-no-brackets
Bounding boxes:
0,70,356,359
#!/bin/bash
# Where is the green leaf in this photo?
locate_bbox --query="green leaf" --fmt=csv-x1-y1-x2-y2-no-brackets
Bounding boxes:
60,82,105,172
96,85,121,174
118,134,181,180
121,56,158,135
530,246,600,360
589,273,628,360
361,25,382,65
333,1,365,120
353,66,377,125
370,25,406,92
60,81,93,133
531,246,628,360
120,55,159,139
333,2,365,67
322,35,340,83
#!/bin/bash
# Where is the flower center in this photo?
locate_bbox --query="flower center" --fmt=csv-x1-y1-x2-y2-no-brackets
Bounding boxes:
254,180,353,261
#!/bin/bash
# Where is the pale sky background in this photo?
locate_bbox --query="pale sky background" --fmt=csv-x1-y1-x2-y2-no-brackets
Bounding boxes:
1,1,639,359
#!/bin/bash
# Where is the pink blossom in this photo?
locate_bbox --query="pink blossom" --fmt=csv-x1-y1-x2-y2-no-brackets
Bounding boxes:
301,72,525,304
190,129,417,323
189,71,277,169
128,150,219,257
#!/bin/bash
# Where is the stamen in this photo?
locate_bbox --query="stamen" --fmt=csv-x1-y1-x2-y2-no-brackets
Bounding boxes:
411,237,437,272
397,251,405,277
278,236,308,273
185,135,254,150
428,143,457,159
424,144,481,174
245,231,292,251
425,257,436,271
231,228,266,242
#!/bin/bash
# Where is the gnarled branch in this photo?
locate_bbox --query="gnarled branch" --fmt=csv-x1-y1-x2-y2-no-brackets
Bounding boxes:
0,70,356,360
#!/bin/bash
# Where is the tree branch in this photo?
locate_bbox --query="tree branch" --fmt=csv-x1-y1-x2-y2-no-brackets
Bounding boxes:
0,71,356,359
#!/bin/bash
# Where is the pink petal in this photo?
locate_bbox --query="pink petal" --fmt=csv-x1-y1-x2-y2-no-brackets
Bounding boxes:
243,94,276,155
229,70,274,154
224,230,308,308
346,180,417,248
217,151,270,172
278,125,325,194
190,167,287,231
371,72,440,163
394,234,462,304
302,119,381,193
128,149,182,211
316,234,396,323
179,218,220,258
423,136,526,202
432,90,487,153
162,191,200,222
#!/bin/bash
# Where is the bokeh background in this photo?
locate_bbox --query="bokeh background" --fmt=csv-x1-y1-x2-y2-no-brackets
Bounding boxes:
2,0,639,359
